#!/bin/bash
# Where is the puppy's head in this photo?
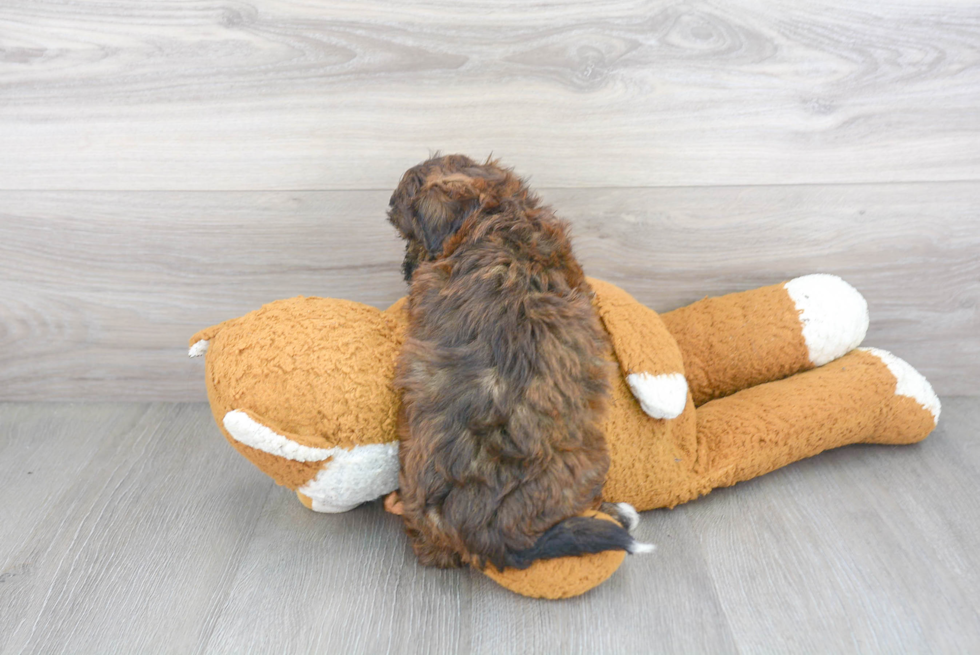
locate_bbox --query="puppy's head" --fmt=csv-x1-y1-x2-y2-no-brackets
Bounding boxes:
387,154,524,282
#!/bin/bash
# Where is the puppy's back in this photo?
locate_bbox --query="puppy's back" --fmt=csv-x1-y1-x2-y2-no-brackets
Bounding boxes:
397,200,617,570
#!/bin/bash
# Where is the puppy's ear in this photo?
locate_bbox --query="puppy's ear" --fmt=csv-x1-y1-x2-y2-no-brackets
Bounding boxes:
388,168,426,237
413,174,483,256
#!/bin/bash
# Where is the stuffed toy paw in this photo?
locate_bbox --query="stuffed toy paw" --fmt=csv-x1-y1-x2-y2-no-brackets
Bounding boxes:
190,274,939,599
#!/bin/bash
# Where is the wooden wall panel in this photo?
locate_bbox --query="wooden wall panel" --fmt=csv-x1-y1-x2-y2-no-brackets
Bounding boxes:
1,0,976,399
1,184,976,400
1,0,979,190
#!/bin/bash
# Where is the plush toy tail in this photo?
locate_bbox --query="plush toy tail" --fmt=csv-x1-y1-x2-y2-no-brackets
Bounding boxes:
500,514,653,571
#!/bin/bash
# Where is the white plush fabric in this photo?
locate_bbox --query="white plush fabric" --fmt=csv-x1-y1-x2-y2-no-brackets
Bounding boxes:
860,347,941,425
626,372,689,420
222,410,400,513
188,340,209,358
223,410,334,462
785,274,869,366
298,442,400,513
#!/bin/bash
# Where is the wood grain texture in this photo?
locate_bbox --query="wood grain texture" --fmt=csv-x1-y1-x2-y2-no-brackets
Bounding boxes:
0,404,150,654
1,0,979,190
202,489,472,655
0,403,273,654
687,399,980,652
1,183,976,401
469,507,738,655
1,399,979,653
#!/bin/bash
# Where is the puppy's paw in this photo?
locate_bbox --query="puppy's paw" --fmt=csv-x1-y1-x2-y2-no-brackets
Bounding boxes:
601,501,641,533
616,502,641,533
384,491,404,515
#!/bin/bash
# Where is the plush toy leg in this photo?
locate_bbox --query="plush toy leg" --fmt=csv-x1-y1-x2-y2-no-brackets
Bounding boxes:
660,274,869,406
690,348,940,496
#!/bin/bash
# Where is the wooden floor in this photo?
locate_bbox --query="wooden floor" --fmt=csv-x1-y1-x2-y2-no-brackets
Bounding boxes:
1,398,978,654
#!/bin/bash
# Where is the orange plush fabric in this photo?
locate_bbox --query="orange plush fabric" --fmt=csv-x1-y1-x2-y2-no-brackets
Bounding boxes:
588,278,685,381
481,511,627,599
191,297,404,489
660,282,811,406
190,276,939,599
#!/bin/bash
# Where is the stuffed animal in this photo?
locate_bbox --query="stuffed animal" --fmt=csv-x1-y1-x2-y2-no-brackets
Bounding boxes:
188,275,939,599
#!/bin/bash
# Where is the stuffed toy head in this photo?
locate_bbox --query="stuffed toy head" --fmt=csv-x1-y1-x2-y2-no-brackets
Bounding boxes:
190,297,406,512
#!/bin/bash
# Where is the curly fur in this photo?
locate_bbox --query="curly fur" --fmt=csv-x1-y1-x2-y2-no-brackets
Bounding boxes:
387,154,637,571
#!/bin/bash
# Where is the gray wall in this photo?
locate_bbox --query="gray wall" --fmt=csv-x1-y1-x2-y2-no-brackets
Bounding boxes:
1,0,977,400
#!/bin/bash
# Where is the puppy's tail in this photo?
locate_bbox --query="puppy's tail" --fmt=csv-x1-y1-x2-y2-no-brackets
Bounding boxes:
500,514,654,571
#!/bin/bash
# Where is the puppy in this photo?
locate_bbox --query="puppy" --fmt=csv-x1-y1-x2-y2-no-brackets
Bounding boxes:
387,154,650,571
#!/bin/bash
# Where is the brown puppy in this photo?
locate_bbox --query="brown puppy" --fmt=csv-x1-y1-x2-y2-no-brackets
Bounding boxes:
387,154,651,571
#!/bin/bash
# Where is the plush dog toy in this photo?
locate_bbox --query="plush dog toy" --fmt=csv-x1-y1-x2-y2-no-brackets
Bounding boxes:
189,275,940,599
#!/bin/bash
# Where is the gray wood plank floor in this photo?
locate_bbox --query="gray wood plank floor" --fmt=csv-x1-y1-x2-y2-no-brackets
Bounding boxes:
2,399,978,654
